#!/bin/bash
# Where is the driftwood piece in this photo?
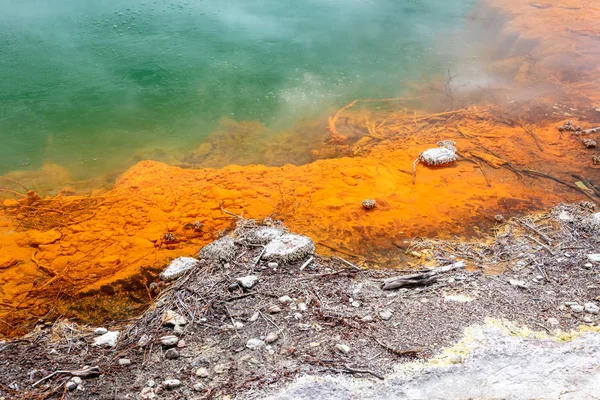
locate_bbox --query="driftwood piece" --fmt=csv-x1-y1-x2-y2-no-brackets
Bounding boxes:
382,261,465,290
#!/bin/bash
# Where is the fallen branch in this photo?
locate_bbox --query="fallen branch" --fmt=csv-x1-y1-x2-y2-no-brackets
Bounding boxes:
382,260,465,290
32,366,100,388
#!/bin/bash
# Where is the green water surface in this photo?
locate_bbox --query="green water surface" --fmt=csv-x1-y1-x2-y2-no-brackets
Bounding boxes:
0,0,476,180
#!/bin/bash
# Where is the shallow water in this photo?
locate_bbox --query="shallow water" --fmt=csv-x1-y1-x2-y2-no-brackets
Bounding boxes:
0,0,476,179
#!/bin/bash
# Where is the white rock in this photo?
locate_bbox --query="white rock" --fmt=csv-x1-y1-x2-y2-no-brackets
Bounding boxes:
196,367,209,378
249,312,260,322
193,383,204,392
118,358,131,366
163,379,181,390
267,305,282,314
379,310,393,321
361,315,373,322
147,380,156,387
297,302,308,311
140,387,156,400
71,377,82,385
93,331,120,347
557,210,573,222
267,262,278,268
233,321,244,329
246,338,265,350
279,295,293,304
587,254,600,262
571,304,585,313
265,332,279,343
351,301,361,308
160,257,201,281
293,312,303,320
213,364,228,374
93,327,108,335
160,335,179,347
161,310,187,326
263,234,315,264
584,263,593,269
584,302,599,314
509,279,528,289
336,344,351,354
236,275,259,289
547,317,560,326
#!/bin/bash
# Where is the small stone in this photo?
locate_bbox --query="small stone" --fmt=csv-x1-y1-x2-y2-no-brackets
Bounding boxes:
233,321,244,330
265,332,279,343
93,331,120,347
379,310,393,321
361,199,376,210
309,342,321,347
214,364,228,374
267,262,278,268
583,315,593,323
351,301,361,308
278,295,293,304
138,334,151,347
246,338,265,350
449,354,462,364
297,302,308,311
447,277,456,284
147,380,156,387
93,327,108,335
262,234,315,264
587,254,600,262
198,236,235,262
193,383,204,392
236,275,259,289
583,138,597,148
564,301,579,306
509,279,528,289
160,335,179,347
177,339,186,348
173,324,184,335
535,275,543,280
165,348,180,359
335,344,351,354
239,354,252,362
118,358,131,366
267,305,282,314
585,302,599,314
66,381,78,391
196,367,209,378
584,263,593,269
160,257,201,281
140,387,156,400
163,379,181,390
571,304,585,313
547,317,560,326
293,312,303,320
161,310,187,327
297,323,311,331
249,312,260,322
361,315,373,322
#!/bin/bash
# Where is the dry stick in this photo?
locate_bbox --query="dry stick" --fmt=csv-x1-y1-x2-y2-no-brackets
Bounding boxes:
342,364,385,380
219,201,243,219
299,256,314,271
572,174,600,198
32,366,100,388
335,256,361,270
520,123,544,152
372,337,422,358
520,169,598,203
516,220,552,245
0,176,29,192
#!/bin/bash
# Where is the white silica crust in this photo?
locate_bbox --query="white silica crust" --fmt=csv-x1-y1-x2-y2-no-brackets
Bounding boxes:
263,234,315,264
198,236,235,261
245,227,285,245
419,147,458,166
160,257,201,281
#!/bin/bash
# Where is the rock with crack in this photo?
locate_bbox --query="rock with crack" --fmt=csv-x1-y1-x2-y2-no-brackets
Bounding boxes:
198,236,235,262
262,234,315,264
245,227,285,245
160,257,201,281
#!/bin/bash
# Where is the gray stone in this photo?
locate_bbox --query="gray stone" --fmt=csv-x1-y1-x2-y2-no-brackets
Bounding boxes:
262,234,315,264
335,344,351,354
236,275,259,289
196,367,209,378
138,334,151,347
165,348,180,359
246,338,265,350
279,295,293,304
571,304,585,313
297,302,308,311
140,387,156,400
66,381,78,391
93,331,119,347
160,335,179,347
163,379,181,390
267,305,282,314
268,262,278,268
587,254,600,262
362,199,377,210
213,364,228,374
379,310,393,321
93,327,108,335
245,227,285,245
509,279,528,289
585,302,599,314
361,315,374,322
118,358,131,366
198,236,235,262
160,257,201,281
193,383,204,392
547,317,560,326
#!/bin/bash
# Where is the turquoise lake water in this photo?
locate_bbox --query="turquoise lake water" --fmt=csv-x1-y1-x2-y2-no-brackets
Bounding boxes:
0,0,476,180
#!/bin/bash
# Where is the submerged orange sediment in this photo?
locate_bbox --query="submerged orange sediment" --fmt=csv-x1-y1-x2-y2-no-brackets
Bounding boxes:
2,0,600,336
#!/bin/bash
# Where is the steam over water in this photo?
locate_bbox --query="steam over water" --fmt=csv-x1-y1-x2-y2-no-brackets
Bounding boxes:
0,0,475,179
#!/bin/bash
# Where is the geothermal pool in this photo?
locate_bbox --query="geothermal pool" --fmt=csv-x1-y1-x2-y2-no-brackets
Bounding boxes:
0,0,476,181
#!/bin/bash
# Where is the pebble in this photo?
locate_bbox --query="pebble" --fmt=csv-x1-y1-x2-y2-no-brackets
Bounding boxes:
268,262,278,268
585,302,599,314
139,387,156,399
160,335,179,347
196,367,209,378
449,354,462,364
233,321,244,330
293,312,303,320
93,327,108,335
309,342,321,347
279,295,293,304
118,358,131,366
165,349,180,359
177,339,186,348
267,305,282,314
584,263,593,269
587,254,600,262
509,279,528,289
138,334,151,347
379,310,393,321
147,380,156,387
236,275,259,289
571,304,585,313
351,301,361,308
547,317,560,326
249,312,260,322
163,379,181,390
213,364,228,374
298,323,311,331
66,377,82,391
93,331,120,347
361,315,373,322
246,338,265,350
193,383,204,392
335,344,351,354
161,310,187,327
297,302,308,311
265,332,279,343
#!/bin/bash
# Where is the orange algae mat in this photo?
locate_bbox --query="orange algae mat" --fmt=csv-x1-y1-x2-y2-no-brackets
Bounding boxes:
2,0,600,337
